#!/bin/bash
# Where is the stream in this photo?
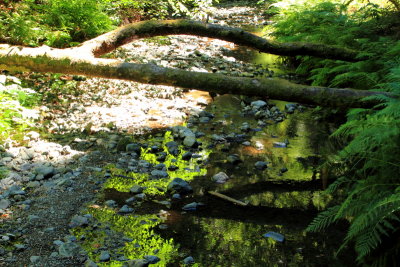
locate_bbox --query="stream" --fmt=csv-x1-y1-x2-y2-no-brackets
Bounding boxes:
73,45,353,266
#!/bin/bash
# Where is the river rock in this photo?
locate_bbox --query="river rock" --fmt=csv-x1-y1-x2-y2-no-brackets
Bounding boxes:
183,256,195,265
227,154,241,165
119,205,134,214
126,143,142,154
285,103,297,114
105,200,118,207
166,141,179,156
19,147,35,160
212,172,229,184
150,170,169,179
273,142,288,148
183,136,196,147
255,161,268,170
130,185,144,194
58,242,82,258
251,100,267,110
99,250,111,262
127,259,149,267
240,122,251,132
69,215,89,228
182,202,201,211
0,199,10,209
182,152,192,161
144,255,160,264
263,231,285,242
167,178,193,194
35,166,56,179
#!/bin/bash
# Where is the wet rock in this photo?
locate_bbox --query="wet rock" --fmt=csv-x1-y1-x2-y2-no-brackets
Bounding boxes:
135,193,146,200
144,255,160,264
172,126,195,139
280,167,288,173
126,197,136,204
242,141,251,146
182,202,201,211
212,172,230,184
130,185,144,194
172,193,181,199
182,152,192,161
211,134,226,142
254,161,268,170
273,142,288,148
168,165,179,171
105,200,118,208
126,143,142,154
150,170,169,179
167,178,193,194
119,205,134,214
58,242,82,258
285,103,297,114
155,163,166,170
183,136,197,148
14,244,26,251
69,215,89,228
199,111,214,118
263,231,285,242
227,154,241,165
156,152,167,162
183,256,195,265
251,100,267,110
99,250,111,262
166,141,179,156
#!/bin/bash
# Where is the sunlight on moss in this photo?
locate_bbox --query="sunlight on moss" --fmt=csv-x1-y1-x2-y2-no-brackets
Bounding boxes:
75,207,178,266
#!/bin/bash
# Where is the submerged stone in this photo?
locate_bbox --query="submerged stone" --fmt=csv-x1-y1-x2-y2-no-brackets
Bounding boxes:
99,250,111,262
182,152,192,161
227,154,241,165
130,185,144,194
273,142,288,148
263,231,285,242
119,205,134,214
182,202,201,211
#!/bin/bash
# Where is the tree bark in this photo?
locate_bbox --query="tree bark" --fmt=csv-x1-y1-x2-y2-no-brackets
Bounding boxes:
0,20,393,109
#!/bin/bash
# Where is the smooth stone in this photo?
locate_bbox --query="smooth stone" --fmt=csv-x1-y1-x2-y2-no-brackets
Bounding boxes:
168,165,179,171
35,166,56,179
69,215,89,228
227,154,241,164
211,134,226,142
263,231,285,242
183,136,196,147
0,199,10,209
130,185,144,194
167,178,193,194
119,205,134,214
255,161,268,170
144,255,160,264
105,200,118,208
14,244,26,251
182,202,199,211
212,172,229,184
183,256,195,265
172,193,181,199
280,167,288,173
251,100,267,109
99,250,111,262
126,143,141,154
242,141,251,146
182,152,192,161
58,242,82,258
85,259,99,267
135,193,146,200
125,197,136,204
165,141,179,156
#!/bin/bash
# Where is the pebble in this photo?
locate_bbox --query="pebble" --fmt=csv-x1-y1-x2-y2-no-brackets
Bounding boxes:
99,250,111,262
167,178,193,194
130,185,144,194
0,199,10,209
183,256,195,265
144,255,161,264
212,172,230,184
254,161,268,170
119,205,134,214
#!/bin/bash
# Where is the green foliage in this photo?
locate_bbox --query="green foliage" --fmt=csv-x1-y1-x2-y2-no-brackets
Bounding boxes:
43,0,113,41
0,75,40,142
270,1,400,265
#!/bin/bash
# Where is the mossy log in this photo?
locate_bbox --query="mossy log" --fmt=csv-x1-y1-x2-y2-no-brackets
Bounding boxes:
0,20,393,108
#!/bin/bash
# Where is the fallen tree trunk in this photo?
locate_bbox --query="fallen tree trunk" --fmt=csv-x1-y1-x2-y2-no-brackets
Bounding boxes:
80,20,361,61
0,20,393,108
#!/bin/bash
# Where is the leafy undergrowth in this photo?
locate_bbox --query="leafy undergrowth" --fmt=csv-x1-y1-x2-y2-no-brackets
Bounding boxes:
268,0,400,265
